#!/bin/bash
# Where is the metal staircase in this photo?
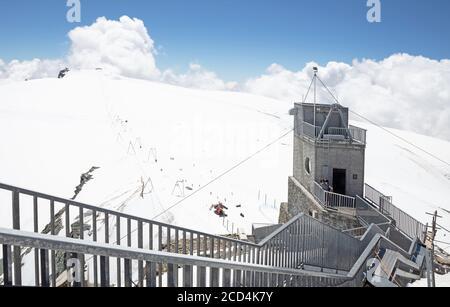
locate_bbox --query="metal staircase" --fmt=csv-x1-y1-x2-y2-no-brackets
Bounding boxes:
0,182,432,287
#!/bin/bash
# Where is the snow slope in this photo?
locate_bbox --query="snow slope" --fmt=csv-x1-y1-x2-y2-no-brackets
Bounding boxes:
410,273,450,288
0,69,449,244
0,70,292,236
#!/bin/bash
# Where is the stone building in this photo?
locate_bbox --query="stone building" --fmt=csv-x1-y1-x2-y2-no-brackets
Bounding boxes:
285,102,367,230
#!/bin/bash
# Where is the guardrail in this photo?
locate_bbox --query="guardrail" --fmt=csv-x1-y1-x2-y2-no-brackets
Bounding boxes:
302,122,321,139
364,184,392,206
364,184,426,242
0,228,351,287
379,197,427,243
0,224,426,287
0,182,364,287
313,182,356,209
349,125,367,145
299,122,366,145
0,182,259,287
258,214,362,273
0,182,428,287
355,196,391,227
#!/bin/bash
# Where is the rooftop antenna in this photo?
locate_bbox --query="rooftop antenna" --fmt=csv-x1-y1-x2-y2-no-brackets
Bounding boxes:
313,67,318,131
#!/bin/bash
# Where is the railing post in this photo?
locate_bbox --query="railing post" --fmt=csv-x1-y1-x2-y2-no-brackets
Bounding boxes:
90,209,97,287
100,255,109,287
12,190,22,286
146,223,155,287
116,215,122,287
125,218,132,287
146,262,157,287
50,200,56,287
2,245,12,286
105,212,111,285
137,221,144,287
40,249,50,287
33,196,40,286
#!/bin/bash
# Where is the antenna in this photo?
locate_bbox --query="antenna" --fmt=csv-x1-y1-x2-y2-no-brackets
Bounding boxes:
313,67,318,131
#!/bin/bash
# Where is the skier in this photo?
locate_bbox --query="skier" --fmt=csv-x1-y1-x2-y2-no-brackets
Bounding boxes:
210,202,228,218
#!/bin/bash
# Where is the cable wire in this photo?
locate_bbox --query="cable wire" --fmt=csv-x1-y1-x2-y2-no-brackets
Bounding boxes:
152,128,294,220
315,74,450,168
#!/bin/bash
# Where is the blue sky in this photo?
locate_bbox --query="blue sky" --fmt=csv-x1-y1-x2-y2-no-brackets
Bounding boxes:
0,0,449,81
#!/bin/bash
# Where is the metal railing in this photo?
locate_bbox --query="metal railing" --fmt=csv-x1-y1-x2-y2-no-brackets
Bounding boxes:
0,182,428,287
0,182,362,287
364,184,392,206
299,122,366,145
364,184,426,242
302,122,321,139
0,224,427,287
0,182,260,287
379,197,427,243
313,182,356,209
258,214,362,273
327,127,349,138
0,228,351,287
355,196,391,227
349,125,367,145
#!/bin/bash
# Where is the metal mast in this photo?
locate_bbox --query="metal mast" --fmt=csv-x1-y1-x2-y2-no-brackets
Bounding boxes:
313,67,318,132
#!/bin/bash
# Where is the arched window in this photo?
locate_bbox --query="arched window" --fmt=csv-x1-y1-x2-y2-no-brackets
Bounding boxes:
305,157,311,175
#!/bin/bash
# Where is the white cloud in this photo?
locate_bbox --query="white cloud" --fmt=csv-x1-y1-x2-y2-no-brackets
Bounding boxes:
162,63,238,91
0,58,65,83
68,16,160,80
242,54,450,141
1,16,449,141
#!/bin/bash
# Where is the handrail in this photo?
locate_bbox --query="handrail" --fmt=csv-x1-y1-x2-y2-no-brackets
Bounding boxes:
364,183,426,242
0,228,346,280
356,196,392,226
0,181,367,285
0,181,427,287
0,225,424,287
348,125,367,145
0,182,259,247
299,121,366,145
313,181,356,209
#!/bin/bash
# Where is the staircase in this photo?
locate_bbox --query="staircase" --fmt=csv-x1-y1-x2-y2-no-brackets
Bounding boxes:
0,182,432,287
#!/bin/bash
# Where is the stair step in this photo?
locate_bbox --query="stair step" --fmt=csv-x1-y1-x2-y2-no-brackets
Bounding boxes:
394,269,421,281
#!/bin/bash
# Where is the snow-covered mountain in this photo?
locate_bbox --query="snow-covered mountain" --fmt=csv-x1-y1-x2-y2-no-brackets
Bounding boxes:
1,69,449,247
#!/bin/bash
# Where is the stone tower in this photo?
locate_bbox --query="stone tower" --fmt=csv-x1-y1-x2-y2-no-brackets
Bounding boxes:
291,102,366,198
286,99,367,229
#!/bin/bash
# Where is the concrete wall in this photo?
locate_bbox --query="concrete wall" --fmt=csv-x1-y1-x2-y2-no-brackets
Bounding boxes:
293,135,365,198
252,224,282,243
299,103,349,128
286,177,361,231
315,143,365,197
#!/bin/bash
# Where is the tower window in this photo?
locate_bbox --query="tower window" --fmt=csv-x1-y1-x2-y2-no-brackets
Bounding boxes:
305,157,311,175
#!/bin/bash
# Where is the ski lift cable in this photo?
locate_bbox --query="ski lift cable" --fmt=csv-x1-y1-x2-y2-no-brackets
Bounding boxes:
314,74,450,169
97,128,293,249
436,223,450,235
151,128,294,220
97,73,167,213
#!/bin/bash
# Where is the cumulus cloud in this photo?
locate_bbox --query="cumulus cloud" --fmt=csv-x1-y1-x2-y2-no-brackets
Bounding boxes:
0,58,65,83
162,63,238,91
242,54,450,141
68,16,160,79
1,16,449,141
